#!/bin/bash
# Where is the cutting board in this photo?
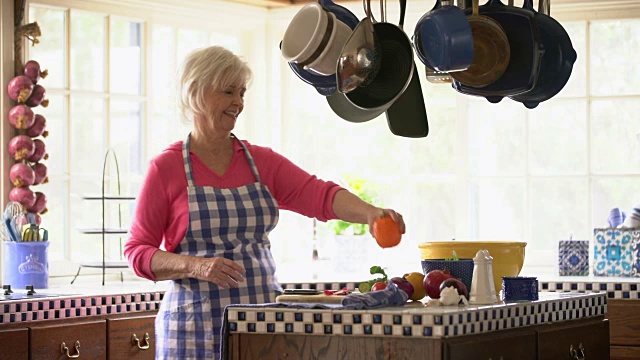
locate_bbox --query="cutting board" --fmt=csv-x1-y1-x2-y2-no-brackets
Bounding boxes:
275,293,346,304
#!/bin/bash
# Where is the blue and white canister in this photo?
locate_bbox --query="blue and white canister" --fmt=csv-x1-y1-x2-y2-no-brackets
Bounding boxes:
559,239,589,276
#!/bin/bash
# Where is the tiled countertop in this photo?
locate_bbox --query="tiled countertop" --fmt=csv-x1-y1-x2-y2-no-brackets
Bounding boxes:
1,274,634,326
225,292,606,339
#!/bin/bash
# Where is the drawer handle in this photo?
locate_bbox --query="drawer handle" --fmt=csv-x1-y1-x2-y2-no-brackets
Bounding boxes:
131,333,151,350
570,343,585,360
60,340,81,359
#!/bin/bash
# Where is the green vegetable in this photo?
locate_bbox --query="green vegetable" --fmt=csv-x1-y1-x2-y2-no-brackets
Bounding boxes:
444,250,459,261
364,265,389,290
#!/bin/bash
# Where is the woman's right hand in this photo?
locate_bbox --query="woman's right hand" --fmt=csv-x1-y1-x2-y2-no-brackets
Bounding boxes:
192,257,246,288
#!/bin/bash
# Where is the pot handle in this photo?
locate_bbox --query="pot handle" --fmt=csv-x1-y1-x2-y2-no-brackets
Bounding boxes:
399,0,406,29
538,0,550,15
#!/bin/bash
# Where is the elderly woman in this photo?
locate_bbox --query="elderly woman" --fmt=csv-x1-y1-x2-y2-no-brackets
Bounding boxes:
124,46,405,359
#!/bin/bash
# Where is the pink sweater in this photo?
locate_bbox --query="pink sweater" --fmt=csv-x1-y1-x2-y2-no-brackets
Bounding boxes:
124,139,343,281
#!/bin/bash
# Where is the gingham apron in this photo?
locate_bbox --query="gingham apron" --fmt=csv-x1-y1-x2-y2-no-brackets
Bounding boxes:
155,134,280,359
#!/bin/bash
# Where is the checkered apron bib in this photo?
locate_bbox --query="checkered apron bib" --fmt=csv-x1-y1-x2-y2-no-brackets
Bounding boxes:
155,135,280,359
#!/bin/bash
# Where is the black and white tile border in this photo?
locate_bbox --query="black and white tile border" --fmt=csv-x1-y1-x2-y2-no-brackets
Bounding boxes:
0,292,163,324
226,293,606,339
539,281,640,299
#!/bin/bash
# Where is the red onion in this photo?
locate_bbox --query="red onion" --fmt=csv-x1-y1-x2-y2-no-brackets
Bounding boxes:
9,187,36,209
7,75,34,103
28,192,47,214
23,60,48,84
26,114,48,138
26,139,47,163
32,162,48,185
10,163,36,187
8,104,35,129
28,213,42,226
8,135,35,160
25,84,48,108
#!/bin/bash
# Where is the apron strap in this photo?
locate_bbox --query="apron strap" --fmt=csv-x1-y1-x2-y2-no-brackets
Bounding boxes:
183,133,263,184
183,134,196,187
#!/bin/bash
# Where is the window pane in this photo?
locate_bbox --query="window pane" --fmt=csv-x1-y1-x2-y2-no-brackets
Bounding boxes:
556,21,587,98
70,96,106,174
152,25,176,98
110,18,142,94
473,180,525,240
468,99,527,176
590,19,640,96
35,179,66,261
591,98,640,174
528,99,587,175
110,100,143,175
177,29,210,63
28,7,66,88
37,94,68,175
69,177,104,265
149,98,178,157
211,32,240,54
71,11,105,91
409,97,457,176
592,177,640,228
528,178,589,270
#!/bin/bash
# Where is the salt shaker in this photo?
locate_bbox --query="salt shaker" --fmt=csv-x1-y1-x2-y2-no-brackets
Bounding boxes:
469,249,499,304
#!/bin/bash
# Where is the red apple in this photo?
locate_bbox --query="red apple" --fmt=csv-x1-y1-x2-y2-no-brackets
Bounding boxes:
439,278,468,298
423,269,455,299
371,281,388,292
390,276,414,299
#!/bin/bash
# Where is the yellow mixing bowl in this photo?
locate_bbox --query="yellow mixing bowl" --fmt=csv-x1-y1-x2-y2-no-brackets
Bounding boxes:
418,241,527,295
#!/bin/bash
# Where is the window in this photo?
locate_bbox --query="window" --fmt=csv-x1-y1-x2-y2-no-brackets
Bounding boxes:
20,1,265,280
266,2,640,281
5,0,639,284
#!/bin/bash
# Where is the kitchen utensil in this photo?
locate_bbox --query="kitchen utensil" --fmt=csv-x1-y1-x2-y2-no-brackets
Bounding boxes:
3,202,24,242
281,2,352,76
282,0,360,96
449,0,510,88
326,90,387,122
469,249,499,304
22,224,47,242
385,64,429,137
509,0,577,108
419,241,527,295
275,293,345,304
344,0,414,112
413,0,473,72
452,0,544,103
336,0,380,93
425,65,452,84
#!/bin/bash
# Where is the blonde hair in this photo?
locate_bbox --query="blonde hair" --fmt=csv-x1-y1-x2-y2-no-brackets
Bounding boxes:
178,46,252,123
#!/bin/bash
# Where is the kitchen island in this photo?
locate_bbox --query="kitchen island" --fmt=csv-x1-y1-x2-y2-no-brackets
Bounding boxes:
224,292,608,360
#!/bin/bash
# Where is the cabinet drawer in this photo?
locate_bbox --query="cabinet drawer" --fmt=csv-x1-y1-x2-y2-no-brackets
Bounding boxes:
608,299,640,346
107,314,156,360
445,329,537,360
0,328,28,360
537,319,609,360
30,320,107,360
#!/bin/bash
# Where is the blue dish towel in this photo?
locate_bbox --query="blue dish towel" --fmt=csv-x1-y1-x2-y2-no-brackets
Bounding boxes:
340,282,409,310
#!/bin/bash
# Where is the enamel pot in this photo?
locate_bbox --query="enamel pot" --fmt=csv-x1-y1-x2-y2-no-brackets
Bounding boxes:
509,0,577,108
452,0,545,103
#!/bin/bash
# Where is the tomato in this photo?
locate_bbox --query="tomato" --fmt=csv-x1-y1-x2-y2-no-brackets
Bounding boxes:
371,281,388,292
372,216,402,248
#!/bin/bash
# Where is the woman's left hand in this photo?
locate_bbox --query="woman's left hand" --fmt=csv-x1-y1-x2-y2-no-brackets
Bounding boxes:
368,208,405,237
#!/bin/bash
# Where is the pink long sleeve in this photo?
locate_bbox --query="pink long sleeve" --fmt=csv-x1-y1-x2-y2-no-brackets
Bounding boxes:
124,139,343,281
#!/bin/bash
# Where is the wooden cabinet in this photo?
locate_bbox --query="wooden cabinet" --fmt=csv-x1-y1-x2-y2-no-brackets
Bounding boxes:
538,318,609,360
30,320,107,360
230,318,608,360
445,327,537,360
228,334,442,360
0,328,28,360
107,314,156,360
607,299,640,360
